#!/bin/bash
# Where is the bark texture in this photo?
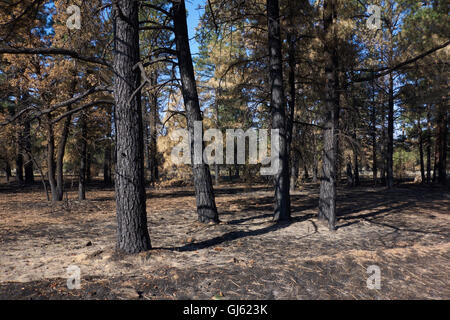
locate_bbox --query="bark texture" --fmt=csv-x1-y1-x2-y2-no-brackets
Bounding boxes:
113,0,151,253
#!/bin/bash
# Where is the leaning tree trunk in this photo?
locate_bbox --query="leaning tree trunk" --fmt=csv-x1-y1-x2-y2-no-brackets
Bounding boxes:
267,0,290,221
173,0,218,223
112,0,151,253
318,0,339,231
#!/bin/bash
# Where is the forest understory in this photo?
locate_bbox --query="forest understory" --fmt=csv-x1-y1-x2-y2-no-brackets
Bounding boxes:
0,179,448,300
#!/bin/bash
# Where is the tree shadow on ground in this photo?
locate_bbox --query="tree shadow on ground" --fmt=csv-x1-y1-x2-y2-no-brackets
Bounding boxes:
155,213,315,252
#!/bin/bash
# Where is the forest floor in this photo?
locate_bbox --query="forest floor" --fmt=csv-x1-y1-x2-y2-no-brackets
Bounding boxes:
0,179,449,300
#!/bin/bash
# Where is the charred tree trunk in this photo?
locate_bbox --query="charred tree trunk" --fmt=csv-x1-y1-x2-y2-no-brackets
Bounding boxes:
55,108,71,201
380,103,387,185
436,103,447,184
346,161,353,187
290,149,300,191
5,161,11,182
267,0,290,221
86,151,92,183
78,112,87,200
353,131,360,187
386,72,394,189
371,75,377,185
46,115,58,202
149,72,159,185
417,115,425,183
426,105,432,184
318,0,339,231
15,130,23,183
287,26,297,192
112,0,151,253
104,107,113,186
23,119,34,184
173,0,218,223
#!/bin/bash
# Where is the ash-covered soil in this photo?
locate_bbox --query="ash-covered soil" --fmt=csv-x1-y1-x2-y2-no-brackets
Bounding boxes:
0,181,449,299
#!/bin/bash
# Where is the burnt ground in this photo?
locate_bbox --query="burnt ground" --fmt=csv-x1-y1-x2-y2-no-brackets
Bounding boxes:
0,179,449,300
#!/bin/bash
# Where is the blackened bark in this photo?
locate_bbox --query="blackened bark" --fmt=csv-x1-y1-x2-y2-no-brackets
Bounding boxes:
104,107,113,186
55,108,71,201
24,120,34,184
287,28,297,192
149,72,159,185
417,115,425,183
78,112,87,200
173,0,218,223
46,115,58,202
346,161,353,187
112,0,151,253
426,105,432,184
318,0,338,230
86,152,92,183
290,150,300,191
386,72,394,189
267,0,290,221
371,75,377,185
380,104,387,184
5,161,11,182
436,103,447,184
353,131,360,187
15,130,23,183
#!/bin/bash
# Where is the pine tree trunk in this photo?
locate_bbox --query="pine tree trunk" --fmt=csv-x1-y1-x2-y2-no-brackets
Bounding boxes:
371,76,377,185
55,109,71,201
86,152,92,183
103,107,112,186
46,115,58,202
15,130,23,183
149,72,159,185
173,0,218,223
112,0,151,253
267,0,290,221
386,72,394,189
5,161,11,182
24,120,34,184
353,131,360,186
287,27,297,192
417,115,425,183
436,103,447,184
78,112,87,200
318,0,338,231
426,105,432,184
